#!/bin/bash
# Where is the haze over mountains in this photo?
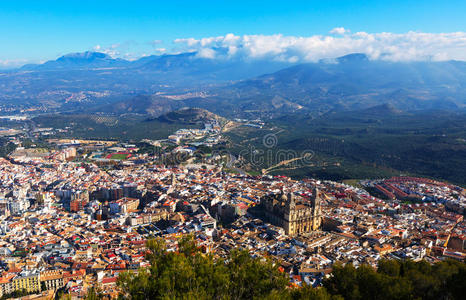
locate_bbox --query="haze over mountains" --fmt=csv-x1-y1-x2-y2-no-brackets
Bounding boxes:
1,51,466,117
205,53,466,117
0,51,290,111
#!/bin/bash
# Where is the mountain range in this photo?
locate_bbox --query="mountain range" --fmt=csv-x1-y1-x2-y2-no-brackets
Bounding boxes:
1,51,466,117
92,53,466,118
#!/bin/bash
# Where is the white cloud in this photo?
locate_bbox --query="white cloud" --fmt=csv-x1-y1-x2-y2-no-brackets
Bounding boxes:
172,30,466,62
174,37,199,47
92,43,121,57
7,30,465,68
92,41,142,58
196,48,216,59
330,27,349,35
0,58,29,69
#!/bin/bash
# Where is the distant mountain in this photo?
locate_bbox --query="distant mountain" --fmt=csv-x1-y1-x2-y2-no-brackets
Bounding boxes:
183,54,466,117
18,51,291,77
21,51,131,70
359,103,403,116
336,53,369,63
94,94,183,116
2,52,466,115
136,52,291,81
86,53,466,118
0,51,291,110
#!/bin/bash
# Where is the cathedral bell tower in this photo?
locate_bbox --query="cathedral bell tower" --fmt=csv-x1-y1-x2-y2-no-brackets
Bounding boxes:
311,186,322,230
282,192,296,235
286,192,295,210
171,173,177,186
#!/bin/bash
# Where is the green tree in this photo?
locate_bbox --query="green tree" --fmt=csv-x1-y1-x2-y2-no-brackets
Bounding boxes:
85,287,104,300
323,259,466,300
117,236,466,300
118,235,292,299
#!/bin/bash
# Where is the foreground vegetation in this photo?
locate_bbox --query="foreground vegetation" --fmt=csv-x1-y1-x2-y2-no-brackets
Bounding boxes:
110,236,466,300
117,236,292,299
324,259,465,300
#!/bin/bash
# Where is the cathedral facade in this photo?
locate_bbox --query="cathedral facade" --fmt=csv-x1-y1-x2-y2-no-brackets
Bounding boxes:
260,188,322,236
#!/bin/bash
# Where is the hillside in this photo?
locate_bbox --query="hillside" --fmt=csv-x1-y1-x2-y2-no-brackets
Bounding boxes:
31,114,202,141
156,107,225,124
224,107,466,185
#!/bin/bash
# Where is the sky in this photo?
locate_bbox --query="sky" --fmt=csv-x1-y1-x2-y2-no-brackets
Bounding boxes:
1,0,466,67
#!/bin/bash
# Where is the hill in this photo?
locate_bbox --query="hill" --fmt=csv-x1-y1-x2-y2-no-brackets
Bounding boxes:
31,113,203,141
156,107,225,124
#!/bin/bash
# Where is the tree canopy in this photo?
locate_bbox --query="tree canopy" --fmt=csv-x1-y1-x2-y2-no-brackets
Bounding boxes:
323,259,466,300
115,236,465,300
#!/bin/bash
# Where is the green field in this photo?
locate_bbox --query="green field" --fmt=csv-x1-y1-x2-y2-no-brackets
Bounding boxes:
109,153,130,160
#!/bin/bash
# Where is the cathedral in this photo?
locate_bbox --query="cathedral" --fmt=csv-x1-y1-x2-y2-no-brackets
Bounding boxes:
260,187,322,236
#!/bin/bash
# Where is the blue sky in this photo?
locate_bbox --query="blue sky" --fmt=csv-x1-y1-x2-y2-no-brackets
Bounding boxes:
1,0,466,66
